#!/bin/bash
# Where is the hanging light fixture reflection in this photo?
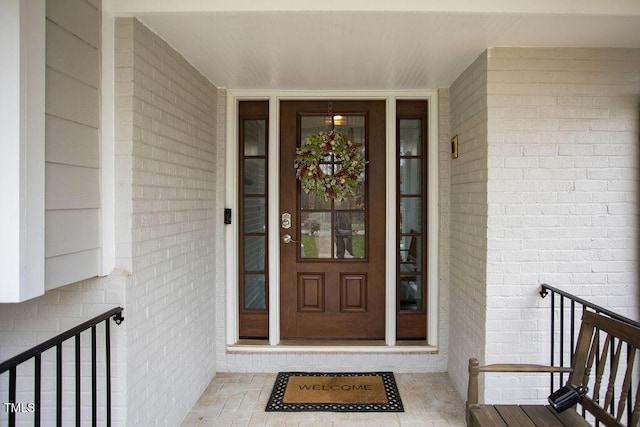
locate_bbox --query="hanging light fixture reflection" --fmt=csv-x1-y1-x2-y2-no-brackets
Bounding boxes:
325,115,346,126
323,101,346,127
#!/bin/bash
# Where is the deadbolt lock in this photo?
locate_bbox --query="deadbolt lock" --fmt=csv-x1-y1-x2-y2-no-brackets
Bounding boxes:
281,212,291,229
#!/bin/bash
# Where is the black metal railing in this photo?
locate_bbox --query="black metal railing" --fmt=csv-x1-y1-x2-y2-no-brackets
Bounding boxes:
540,284,639,425
0,307,124,427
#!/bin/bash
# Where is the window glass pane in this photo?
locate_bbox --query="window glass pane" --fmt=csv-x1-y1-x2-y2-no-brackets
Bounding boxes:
334,139,366,211
244,159,265,194
334,115,365,145
334,181,365,210
334,211,365,259
244,275,266,310
244,120,266,156
300,116,327,142
243,236,265,271
399,276,422,311
319,163,334,176
400,158,421,195
243,197,265,233
399,119,422,156
300,212,331,259
400,235,421,272
301,191,331,210
400,198,421,234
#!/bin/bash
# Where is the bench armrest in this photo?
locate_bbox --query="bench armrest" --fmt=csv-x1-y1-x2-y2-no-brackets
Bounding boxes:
467,358,572,406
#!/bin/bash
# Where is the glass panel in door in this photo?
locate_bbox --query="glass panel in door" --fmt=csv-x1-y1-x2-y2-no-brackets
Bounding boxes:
298,115,367,260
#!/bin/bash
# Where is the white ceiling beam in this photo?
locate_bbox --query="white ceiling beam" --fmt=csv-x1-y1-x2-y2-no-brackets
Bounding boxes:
106,0,640,17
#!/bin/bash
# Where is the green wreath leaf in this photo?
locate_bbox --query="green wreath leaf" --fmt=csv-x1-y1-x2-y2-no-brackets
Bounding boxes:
295,130,367,201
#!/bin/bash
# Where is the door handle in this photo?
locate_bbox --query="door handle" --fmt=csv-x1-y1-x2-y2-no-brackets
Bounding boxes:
282,234,298,244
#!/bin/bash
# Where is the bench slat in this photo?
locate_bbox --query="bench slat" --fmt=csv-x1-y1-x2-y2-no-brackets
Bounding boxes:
469,405,508,427
546,406,592,427
520,405,564,426
495,405,536,426
472,404,596,426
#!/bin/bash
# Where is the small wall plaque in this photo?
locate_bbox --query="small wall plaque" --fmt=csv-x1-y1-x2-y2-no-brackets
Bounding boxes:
451,135,459,159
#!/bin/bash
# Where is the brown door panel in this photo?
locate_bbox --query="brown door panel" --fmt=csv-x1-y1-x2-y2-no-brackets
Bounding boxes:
280,100,386,340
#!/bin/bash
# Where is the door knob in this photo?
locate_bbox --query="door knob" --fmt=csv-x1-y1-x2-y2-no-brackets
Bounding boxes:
282,234,298,243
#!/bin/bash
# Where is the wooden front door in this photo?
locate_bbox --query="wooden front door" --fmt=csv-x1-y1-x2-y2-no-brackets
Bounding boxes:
279,100,386,339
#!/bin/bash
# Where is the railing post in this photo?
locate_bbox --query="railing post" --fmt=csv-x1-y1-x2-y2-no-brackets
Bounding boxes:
91,325,97,427
560,294,565,385
550,289,555,391
8,367,16,427
56,343,62,427
105,318,112,427
76,334,81,427
34,354,41,427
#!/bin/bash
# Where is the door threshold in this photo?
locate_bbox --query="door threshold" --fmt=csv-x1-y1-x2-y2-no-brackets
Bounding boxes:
280,339,387,347
228,339,437,353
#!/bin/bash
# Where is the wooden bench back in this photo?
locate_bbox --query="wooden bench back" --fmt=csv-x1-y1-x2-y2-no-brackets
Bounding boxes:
569,310,640,427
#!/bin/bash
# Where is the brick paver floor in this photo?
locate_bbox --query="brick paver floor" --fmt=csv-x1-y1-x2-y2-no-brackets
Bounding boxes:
182,372,465,426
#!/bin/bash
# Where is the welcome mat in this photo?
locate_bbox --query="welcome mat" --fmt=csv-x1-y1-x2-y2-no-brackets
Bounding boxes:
265,372,404,412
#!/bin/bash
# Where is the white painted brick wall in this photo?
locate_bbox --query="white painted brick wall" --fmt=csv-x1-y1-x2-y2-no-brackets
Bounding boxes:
214,89,228,371
115,18,218,426
447,51,489,399
447,47,639,405
438,88,452,375
484,47,640,403
220,350,447,374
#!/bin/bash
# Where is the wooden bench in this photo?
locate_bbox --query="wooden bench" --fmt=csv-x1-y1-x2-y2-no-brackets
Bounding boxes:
467,310,640,426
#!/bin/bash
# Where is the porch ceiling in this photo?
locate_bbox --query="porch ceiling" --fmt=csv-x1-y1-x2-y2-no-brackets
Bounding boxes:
107,1,640,90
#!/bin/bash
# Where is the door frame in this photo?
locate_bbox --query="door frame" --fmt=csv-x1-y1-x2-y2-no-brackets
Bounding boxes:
225,90,439,349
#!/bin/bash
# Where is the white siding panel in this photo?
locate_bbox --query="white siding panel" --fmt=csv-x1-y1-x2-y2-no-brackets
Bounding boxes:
45,209,100,257
46,115,99,167
46,19,99,88
46,0,99,48
46,68,100,128
45,163,100,210
45,249,99,290
44,0,102,290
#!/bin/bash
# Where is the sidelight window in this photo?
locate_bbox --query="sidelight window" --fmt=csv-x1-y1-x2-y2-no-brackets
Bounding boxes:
396,100,428,340
238,101,269,338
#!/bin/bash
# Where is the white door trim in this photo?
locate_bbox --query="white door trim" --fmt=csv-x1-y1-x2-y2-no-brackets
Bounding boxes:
225,90,439,350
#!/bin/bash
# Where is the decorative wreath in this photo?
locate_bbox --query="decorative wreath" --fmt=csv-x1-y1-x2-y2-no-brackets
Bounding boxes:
294,130,367,201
